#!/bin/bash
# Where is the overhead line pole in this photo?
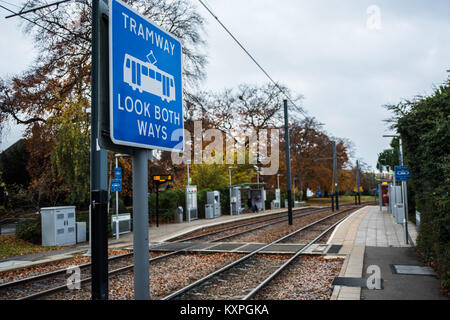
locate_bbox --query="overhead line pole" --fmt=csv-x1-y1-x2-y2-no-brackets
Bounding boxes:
356,160,361,205
284,100,293,225
333,141,339,210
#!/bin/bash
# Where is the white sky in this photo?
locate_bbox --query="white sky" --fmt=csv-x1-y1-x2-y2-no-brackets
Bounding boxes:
1,0,449,170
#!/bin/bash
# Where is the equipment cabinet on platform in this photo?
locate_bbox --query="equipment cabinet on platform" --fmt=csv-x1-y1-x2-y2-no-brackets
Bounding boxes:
41,206,76,246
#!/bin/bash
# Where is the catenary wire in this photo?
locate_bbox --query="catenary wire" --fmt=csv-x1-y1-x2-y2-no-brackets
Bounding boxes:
196,0,307,117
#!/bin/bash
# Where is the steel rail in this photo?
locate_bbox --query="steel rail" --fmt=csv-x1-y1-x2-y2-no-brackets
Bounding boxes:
170,206,323,242
7,207,327,299
161,206,355,300
1,207,320,293
8,202,373,300
187,207,329,243
242,209,357,300
16,251,173,300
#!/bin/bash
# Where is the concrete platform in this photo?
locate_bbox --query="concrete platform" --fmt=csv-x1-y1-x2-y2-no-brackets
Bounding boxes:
328,206,446,300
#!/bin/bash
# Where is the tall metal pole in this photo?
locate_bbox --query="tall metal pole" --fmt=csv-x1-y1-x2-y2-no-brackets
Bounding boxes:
399,138,409,244
284,100,293,225
356,160,361,205
115,156,119,240
91,0,108,300
229,167,235,216
132,149,149,300
333,141,339,210
187,161,190,185
293,177,296,203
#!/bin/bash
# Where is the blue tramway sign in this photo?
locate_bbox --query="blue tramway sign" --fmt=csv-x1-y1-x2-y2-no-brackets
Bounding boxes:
394,166,410,181
111,179,122,192
114,167,122,180
109,0,184,152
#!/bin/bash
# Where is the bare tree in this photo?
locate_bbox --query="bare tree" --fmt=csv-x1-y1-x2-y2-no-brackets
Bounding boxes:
0,0,208,134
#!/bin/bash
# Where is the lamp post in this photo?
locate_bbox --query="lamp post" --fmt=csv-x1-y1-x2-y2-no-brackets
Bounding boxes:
277,174,282,190
229,166,236,216
293,177,297,203
383,134,409,244
186,160,191,185
254,165,260,187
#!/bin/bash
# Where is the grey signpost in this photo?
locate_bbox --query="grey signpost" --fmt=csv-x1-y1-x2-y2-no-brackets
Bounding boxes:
132,149,149,299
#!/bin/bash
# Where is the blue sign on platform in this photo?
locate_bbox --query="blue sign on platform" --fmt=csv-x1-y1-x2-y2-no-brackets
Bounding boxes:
111,179,122,192
109,0,184,152
317,187,322,197
114,167,122,180
395,166,410,181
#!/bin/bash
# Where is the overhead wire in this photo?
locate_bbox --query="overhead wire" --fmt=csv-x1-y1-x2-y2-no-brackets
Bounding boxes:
196,0,307,117
0,1,73,42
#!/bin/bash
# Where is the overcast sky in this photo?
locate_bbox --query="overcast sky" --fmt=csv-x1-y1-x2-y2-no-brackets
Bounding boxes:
0,0,449,170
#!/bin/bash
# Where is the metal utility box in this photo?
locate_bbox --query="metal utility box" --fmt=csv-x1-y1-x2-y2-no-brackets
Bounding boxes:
205,204,214,219
271,188,281,210
230,186,241,215
175,207,183,223
41,206,76,246
76,222,86,243
391,186,403,223
294,201,304,207
112,213,131,236
186,185,198,222
271,200,280,210
207,191,221,218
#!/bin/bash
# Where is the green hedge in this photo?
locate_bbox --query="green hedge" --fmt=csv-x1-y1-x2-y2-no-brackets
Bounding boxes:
388,79,449,290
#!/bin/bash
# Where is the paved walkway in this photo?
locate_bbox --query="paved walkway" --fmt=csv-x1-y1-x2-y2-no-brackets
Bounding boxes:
328,206,446,300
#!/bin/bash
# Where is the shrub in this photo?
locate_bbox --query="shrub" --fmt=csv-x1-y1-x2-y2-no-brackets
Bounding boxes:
16,217,41,245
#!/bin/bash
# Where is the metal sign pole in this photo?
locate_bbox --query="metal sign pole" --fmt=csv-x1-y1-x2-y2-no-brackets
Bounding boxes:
115,156,119,240
91,0,108,300
132,148,150,300
399,138,409,245
284,99,293,225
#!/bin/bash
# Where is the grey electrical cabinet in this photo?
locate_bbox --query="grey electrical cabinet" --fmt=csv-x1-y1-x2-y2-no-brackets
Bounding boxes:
76,222,86,243
205,204,214,219
207,191,221,218
41,206,76,246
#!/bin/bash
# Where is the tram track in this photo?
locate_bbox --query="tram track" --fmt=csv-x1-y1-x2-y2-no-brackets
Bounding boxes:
161,206,359,300
0,202,373,300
